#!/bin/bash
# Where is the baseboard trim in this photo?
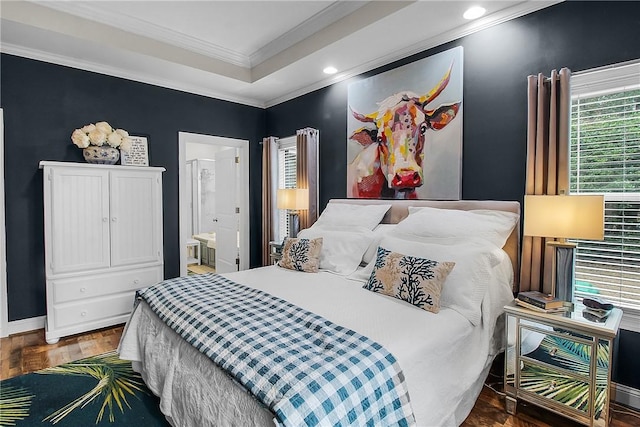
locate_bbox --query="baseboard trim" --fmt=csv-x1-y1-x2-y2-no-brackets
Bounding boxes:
6,316,45,336
614,382,640,410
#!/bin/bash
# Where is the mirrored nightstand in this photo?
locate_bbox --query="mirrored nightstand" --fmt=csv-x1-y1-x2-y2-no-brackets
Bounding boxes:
504,301,622,427
269,241,284,264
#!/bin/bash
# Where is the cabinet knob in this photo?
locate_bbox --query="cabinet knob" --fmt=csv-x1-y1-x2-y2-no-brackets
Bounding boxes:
133,279,140,285
111,217,118,222
81,311,87,317
80,287,86,293
103,217,108,223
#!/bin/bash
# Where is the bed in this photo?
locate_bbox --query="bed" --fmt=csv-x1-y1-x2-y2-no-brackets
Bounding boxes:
118,199,520,427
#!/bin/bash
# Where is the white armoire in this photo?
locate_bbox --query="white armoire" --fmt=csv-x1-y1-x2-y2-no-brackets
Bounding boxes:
39,161,165,344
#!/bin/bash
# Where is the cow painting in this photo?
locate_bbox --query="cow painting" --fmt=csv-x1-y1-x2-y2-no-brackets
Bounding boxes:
347,61,462,200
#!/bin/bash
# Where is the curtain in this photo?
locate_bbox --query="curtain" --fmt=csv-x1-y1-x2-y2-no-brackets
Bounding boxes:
519,68,572,293
296,127,319,230
261,136,278,266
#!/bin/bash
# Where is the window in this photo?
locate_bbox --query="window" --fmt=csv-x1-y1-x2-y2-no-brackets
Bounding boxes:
277,137,297,242
570,61,640,320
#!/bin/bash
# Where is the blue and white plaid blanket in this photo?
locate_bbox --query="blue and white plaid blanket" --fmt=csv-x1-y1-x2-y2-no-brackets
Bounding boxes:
137,273,415,427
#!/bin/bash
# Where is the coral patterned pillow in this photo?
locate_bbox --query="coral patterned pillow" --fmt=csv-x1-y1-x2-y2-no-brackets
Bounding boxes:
364,247,455,313
277,237,323,273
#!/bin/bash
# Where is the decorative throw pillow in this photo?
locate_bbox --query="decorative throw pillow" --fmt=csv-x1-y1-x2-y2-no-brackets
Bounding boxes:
277,237,323,273
363,247,455,313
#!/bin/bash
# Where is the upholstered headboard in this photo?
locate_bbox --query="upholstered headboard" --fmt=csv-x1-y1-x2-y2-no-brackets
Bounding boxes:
327,199,521,291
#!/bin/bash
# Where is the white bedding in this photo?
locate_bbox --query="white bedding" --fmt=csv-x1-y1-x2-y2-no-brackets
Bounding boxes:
119,263,514,427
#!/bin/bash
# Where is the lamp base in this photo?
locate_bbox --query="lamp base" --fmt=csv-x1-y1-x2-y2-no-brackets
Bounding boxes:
548,241,576,304
288,212,300,238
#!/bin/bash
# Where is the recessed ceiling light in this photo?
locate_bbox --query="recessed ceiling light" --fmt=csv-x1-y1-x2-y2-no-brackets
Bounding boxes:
323,66,338,75
463,6,486,20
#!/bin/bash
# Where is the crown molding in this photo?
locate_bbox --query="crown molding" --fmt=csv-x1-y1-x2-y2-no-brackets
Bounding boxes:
250,1,369,67
32,0,370,70
32,0,250,67
6,0,563,109
264,0,562,107
1,43,266,108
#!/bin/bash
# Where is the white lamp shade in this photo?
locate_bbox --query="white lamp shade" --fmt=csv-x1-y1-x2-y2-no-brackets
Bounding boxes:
524,194,604,240
277,188,309,210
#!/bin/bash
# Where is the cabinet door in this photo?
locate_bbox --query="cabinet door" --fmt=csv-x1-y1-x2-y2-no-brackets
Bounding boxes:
47,167,110,274
109,170,163,267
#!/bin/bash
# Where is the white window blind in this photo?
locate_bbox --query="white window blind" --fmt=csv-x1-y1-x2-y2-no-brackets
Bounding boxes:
570,61,640,316
277,137,297,242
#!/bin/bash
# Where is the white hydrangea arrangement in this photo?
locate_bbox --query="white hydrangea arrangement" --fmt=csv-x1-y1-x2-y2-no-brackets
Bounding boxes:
71,121,132,152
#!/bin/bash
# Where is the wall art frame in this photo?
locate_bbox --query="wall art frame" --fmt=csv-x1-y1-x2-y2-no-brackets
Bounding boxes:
347,46,463,200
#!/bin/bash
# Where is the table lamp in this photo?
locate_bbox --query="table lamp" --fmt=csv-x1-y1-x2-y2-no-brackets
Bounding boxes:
277,188,309,238
524,194,604,303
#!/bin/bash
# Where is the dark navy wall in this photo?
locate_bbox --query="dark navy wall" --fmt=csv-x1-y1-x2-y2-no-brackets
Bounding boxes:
266,1,640,390
1,54,266,321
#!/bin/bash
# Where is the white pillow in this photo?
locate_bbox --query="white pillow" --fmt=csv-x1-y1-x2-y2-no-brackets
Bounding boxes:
298,224,374,275
315,203,391,230
359,235,511,326
362,224,396,265
397,207,519,247
391,233,514,291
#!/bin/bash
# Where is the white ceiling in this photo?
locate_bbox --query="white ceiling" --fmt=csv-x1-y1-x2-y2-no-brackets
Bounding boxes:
0,1,560,108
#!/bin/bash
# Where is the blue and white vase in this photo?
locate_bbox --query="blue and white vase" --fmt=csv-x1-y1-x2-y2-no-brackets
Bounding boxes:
83,146,120,165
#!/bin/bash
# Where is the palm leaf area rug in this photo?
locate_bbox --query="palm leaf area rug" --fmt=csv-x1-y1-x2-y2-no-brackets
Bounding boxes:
0,351,169,426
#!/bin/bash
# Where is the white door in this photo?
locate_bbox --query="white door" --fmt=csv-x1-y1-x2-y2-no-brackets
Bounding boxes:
214,148,239,273
110,170,163,267
179,132,250,276
47,167,111,274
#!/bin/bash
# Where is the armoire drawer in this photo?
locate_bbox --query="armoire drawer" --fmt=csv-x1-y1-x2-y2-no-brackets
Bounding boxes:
51,267,162,303
52,293,137,329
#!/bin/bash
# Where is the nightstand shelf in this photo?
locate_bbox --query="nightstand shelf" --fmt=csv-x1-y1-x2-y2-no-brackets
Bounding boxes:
504,301,622,427
186,238,201,265
269,241,284,264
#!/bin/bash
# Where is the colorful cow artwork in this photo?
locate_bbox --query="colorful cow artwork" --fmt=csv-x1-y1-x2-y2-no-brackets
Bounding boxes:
347,48,463,200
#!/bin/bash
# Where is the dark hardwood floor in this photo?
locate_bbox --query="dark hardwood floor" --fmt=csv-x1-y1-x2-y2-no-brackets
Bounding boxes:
0,325,123,380
1,325,638,427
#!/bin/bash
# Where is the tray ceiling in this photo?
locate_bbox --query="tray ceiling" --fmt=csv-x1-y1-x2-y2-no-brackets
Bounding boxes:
1,1,560,107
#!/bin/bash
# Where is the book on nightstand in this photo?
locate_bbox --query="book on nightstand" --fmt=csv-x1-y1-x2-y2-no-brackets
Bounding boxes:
516,291,565,310
515,298,569,313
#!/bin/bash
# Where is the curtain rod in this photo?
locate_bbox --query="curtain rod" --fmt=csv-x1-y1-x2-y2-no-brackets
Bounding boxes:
529,67,571,82
527,74,561,82
259,134,297,145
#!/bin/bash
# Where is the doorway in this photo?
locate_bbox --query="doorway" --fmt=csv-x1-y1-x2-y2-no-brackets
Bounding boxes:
178,132,249,277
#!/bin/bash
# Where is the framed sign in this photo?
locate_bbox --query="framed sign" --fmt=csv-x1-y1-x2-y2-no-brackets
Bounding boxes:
121,135,149,166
